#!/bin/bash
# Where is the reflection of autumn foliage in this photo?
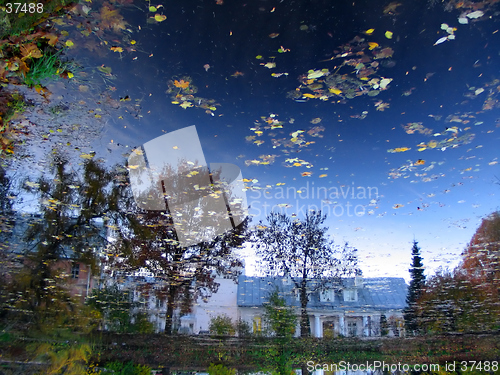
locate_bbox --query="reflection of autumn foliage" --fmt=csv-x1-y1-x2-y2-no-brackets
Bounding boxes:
417,212,500,333
417,269,500,333
0,90,28,156
462,211,500,284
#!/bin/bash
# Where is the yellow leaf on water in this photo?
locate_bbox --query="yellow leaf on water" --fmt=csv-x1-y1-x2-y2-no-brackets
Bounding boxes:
368,42,379,50
149,6,157,12
385,31,393,39
154,14,167,22
319,174,328,178
365,28,375,35
66,40,74,47
427,140,438,148
179,101,193,109
67,72,74,78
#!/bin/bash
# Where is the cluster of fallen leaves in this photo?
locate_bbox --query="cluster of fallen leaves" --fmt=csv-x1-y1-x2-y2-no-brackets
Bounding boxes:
287,34,394,102
246,114,324,152
165,76,220,115
388,159,446,181
244,114,328,177
57,1,137,60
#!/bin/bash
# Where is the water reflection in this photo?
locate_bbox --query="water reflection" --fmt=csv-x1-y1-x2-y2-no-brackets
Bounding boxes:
1,0,500,373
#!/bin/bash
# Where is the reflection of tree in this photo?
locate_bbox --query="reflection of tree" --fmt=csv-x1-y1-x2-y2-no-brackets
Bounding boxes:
263,288,297,337
462,211,500,286
109,160,250,334
404,240,425,335
0,165,16,251
1,150,249,335
417,212,500,333
252,211,359,337
416,268,500,333
1,152,112,332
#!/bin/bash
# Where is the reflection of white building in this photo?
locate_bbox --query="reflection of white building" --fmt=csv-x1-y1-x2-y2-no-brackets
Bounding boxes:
113,273,407,337
237,275,407,338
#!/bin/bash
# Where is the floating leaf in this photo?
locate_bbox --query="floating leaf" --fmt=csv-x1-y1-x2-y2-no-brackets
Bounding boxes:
365,28,375,35
329,88,342,95
466,10,484,19
307,69,329,79
174,79,190,88
179,101,193,109
98,65,112,74
65,40,74,47
434,36,449,45
387,147,411,153
25,181,40,188
149,6,157,12
385,31,393,39
154,14,167,22
262,62,276,69
379,78,393,89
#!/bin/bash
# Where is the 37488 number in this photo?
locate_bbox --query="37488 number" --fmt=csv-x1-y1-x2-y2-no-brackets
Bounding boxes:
5,3,44,14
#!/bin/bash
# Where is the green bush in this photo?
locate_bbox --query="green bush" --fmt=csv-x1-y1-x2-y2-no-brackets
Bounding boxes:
236,318,252,337
208,315,235,336
103,361,151,375
263,289,297,337
208,363,236,375
380,314,389,336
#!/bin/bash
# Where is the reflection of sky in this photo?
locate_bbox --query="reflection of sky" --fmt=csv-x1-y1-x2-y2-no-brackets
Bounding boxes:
17,0,500,281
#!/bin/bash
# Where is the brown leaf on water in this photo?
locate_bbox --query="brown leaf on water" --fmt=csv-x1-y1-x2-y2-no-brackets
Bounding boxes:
43,33,59,46
374,47,394,59
99,3,127,32
383,2,402,15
